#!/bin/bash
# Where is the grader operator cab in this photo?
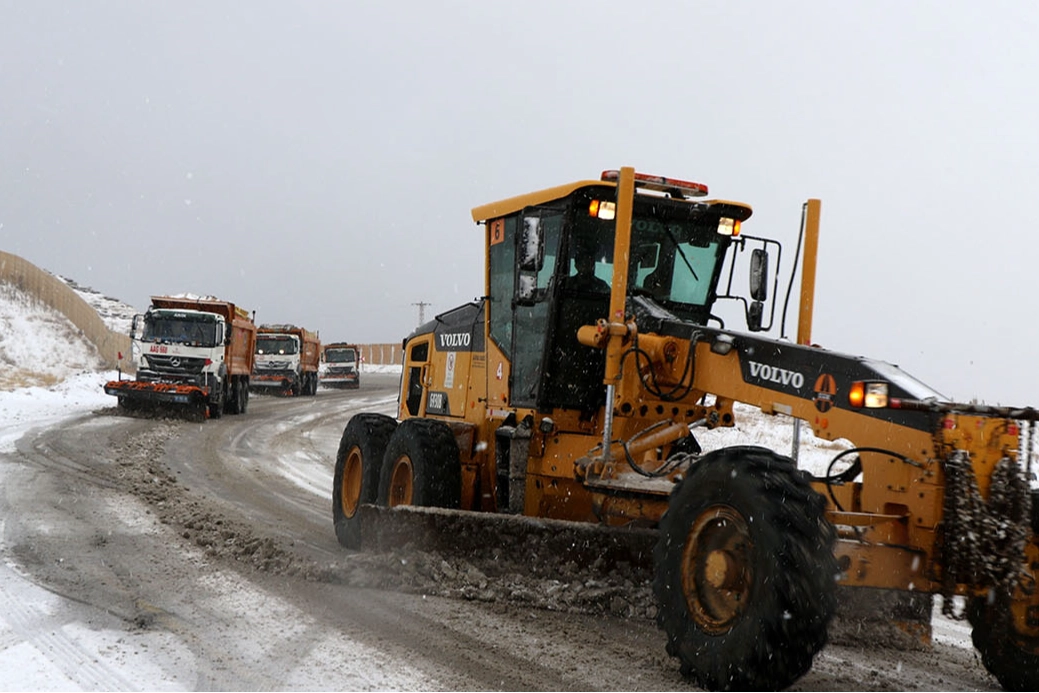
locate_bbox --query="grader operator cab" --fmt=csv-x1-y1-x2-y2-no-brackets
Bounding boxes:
333,167,1039,691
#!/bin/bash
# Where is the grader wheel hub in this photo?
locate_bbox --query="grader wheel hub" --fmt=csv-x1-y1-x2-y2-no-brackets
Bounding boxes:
681,505,753,634
388,456,415,507
340,447,363,517
704,549,739,590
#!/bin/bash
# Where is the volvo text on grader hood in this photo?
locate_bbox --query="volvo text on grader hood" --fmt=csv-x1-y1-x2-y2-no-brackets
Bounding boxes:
332,168,1039,691
250,324,321,396
105,295,257,421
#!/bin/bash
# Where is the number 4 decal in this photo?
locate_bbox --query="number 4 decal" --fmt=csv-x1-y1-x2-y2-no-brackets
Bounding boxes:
496,362,503,380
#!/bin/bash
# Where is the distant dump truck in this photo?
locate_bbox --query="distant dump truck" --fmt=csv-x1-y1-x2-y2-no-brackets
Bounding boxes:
320,342,361,389
104,295,256,421
251,324,321,396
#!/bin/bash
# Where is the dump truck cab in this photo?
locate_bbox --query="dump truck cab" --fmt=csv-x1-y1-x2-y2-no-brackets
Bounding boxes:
106,295,256,420
321,342,361,389
251,324,320,396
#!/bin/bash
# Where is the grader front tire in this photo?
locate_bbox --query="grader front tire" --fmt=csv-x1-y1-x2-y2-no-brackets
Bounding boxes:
332,414,397,549
653,445,838,691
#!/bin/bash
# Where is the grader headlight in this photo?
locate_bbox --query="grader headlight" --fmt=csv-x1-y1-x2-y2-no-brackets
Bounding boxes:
717,218,741,237
849,381,889,408
588,199,616,220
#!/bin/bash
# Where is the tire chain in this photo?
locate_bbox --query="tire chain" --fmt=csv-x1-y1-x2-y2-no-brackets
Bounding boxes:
940,450,1032,619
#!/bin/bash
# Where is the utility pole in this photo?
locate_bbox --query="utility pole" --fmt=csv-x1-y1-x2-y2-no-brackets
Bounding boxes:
412,301,431,325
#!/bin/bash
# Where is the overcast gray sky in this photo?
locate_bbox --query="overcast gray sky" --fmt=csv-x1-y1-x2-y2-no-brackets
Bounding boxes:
3,1,1039,405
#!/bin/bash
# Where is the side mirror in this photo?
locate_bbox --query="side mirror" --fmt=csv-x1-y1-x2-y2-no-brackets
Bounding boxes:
131,314,141,338
747,300,764,332
519,216,545,272
749,248,768,301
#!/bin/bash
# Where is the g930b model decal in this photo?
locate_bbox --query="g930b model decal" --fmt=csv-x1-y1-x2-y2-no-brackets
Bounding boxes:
426,391,450,415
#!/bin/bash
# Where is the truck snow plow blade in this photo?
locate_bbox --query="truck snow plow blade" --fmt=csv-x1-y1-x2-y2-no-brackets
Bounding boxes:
104,380,210,421
104,380,208,405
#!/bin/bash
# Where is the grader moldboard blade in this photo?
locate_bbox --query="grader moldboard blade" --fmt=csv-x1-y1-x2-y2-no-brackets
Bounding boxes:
352,503,932,645
357,503,657,579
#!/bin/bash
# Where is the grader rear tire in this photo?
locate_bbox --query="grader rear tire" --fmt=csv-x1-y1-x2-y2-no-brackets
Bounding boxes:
332,414,398,549
968,594,1039,691
653,445,838,691
378,418,461,510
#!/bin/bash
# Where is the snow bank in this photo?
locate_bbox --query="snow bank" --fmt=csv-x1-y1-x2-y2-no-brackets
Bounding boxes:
0,370,117,453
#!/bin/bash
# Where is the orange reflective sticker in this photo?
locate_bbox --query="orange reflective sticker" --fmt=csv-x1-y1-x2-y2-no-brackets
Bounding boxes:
813,373,837,413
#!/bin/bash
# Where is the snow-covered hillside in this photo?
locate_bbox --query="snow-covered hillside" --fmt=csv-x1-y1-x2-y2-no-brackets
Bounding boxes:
54,274,138,336
0,284,105,390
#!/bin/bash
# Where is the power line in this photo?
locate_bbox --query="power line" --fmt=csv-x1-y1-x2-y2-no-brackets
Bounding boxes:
412,301,431,325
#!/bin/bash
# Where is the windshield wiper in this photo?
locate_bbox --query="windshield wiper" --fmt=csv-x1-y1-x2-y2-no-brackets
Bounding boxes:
665,226,698,282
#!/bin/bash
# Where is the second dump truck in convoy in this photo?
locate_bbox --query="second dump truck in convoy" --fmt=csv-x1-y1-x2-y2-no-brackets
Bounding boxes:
320,342,361,389
104,295,256,420
251,324,321,396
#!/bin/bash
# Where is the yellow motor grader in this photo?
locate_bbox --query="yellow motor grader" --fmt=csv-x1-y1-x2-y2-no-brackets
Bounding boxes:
332,167,1039,691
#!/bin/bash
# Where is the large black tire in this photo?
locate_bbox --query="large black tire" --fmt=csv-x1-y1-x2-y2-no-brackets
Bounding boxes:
653,445,838,691
226,378,241,415
208,387,225,419
239,379,249,414
378,418,461,509
968,593,1039,691
332,413,398,549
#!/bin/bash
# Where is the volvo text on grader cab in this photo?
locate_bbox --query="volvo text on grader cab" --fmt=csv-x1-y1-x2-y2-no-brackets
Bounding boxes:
332,167,1039,691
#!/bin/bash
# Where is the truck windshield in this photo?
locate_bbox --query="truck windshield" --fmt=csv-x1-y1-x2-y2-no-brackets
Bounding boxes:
257,337,298,355
325,348,356,363
142,313,220,347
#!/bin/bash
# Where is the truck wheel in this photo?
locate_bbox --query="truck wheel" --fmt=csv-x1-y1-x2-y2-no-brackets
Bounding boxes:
968,593,1039,690
378,418,461,509
208,392,224,419
653,445,837,691
226,378,240,415
239,380,249,413
188,400,207,423
333,413,398,549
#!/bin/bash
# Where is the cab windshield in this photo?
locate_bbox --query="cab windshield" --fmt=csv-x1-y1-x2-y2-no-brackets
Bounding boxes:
142,311,220,347
564,191,729,320
257,337,298,355
325,348,356,363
